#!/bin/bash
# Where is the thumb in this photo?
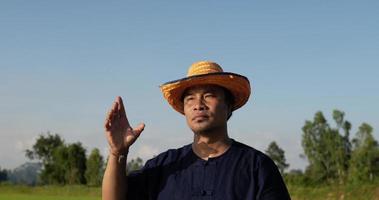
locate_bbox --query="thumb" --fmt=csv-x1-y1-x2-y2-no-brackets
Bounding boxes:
132,123,145,136
126,123,145,147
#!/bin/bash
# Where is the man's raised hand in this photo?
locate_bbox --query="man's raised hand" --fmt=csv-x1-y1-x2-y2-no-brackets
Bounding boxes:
104,96,145,156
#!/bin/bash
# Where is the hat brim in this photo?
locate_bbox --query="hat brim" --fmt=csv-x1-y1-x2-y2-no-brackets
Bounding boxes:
160,72,251,114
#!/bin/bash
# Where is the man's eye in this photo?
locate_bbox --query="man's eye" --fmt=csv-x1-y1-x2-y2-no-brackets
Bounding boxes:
184,96,194,102
204,93,216,98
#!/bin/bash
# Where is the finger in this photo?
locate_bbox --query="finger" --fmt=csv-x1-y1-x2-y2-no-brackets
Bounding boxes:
105,108,113,127
111,100,121,120
104,119,110,130
105,100,118,128
106,111,113,123
112,100,118,111
105,117,113,130
116,96,125,116
115,98,122,119
116,96,124,112
116,96,130,125
106,101,117,120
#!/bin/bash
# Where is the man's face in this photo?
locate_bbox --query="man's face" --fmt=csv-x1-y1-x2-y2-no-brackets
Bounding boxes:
182,84,230,134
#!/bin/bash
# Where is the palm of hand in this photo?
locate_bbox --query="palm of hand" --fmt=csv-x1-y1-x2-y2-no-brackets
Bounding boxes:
105,96,145,155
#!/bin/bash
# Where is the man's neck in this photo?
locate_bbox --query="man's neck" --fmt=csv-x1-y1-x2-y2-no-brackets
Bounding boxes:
191,128,232,160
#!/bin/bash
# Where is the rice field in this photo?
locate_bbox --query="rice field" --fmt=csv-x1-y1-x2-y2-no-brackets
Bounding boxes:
0,185,100,200
1,183,379,200
287,184,379,200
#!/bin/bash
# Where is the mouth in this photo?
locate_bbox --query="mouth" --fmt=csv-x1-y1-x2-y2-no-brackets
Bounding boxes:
192,114,209,121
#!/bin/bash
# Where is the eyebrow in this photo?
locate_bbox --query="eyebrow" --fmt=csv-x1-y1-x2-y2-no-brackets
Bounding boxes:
182,91,193,97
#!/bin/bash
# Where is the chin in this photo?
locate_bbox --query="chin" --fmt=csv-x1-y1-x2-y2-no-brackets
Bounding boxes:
190,124,214,134
190,126,207,132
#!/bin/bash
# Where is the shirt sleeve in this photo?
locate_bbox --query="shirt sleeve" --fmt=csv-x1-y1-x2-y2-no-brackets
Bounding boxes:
127,168,149,200
255,154,291,200
126,158,163,200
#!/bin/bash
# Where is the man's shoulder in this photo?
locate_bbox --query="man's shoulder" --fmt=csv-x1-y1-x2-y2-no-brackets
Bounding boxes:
232,140,266,157
232,140,291,199
144,143,192,167
231,139,275,166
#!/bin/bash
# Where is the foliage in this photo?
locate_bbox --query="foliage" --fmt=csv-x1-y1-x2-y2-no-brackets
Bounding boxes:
48,143,87,185
25,132,65,184
301,110,351,184
26,133,87,185
265,141,289,174
85,148,104,186
66,143,87,184
24,132,147,186
284,169,308,186
25,132,64,165
59,142,86,184
348,123,379,183
127,157,143,174
301,109,379,186
0,167,8,182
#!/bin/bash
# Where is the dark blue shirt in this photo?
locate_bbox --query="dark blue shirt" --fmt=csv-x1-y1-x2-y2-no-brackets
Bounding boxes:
127,139,291,200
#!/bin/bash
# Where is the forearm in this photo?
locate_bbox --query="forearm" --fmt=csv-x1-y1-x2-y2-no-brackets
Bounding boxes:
102,154,128,200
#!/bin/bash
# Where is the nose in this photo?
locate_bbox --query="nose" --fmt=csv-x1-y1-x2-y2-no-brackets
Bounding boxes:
193,96,207,111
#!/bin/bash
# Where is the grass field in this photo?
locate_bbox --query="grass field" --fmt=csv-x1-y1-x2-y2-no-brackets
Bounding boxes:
287,184,379,200
0,185,100,200
1,183,379,200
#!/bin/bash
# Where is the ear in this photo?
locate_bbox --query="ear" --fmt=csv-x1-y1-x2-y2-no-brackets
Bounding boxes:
226,103,233,120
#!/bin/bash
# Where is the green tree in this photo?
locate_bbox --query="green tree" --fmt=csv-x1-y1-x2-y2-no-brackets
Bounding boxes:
85,148,104,186
65,142,87,184
333,110,352,173
348,123,379,183
127,157,143,174
25,132,65,184
284,169,307,186
265,141,289,174
48,142,87,184
42,145,67,184
26,133,87,185
0,167,8,182
301,110,351,184
25,132,64,165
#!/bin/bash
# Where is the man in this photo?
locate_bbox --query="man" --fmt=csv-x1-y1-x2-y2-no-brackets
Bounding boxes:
102,61,291,200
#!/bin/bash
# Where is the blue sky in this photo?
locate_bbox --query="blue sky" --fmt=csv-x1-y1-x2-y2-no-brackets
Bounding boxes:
1,1,378,170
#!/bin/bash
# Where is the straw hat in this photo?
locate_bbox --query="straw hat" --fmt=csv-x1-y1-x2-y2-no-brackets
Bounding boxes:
160,61,251,114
